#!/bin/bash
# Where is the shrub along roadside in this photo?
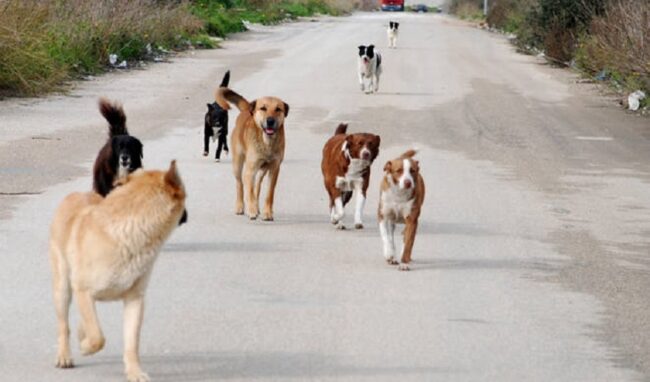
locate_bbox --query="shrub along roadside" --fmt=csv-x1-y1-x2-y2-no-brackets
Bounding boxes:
480,0,648,106
0,0,352,98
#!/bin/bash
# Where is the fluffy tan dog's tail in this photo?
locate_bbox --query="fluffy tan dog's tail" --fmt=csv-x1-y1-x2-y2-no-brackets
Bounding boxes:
216,87,250,113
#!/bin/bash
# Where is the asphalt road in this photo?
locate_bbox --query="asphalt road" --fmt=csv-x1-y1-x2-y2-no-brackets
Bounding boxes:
1,12,649,382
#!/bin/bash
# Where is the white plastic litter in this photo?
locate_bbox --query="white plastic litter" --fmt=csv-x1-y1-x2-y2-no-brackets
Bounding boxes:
109,54,118,65
628,90,646,111
117,60,127,69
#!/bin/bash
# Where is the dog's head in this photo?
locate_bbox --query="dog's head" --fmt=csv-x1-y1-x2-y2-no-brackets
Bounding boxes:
343,133,380,162
389,21,399,31
358,45,376,65
113,161,187,226
206,102,228,133
250,96,289,136
384,150,419,190
111,135,143,177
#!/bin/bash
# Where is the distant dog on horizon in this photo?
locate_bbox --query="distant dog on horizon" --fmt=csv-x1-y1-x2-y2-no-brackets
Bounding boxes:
204,70,231,162
358,45,382,94
387,21,399,48
92,98,143,196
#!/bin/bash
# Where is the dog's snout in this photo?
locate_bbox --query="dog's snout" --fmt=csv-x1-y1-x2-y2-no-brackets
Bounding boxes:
120,154,129,162
404,179,413,189
266,117,276,128
361,151,371,160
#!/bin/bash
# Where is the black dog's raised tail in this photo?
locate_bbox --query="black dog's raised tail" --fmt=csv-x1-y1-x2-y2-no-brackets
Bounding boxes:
216,87,250,113
335,123,348,135
220,70,230,88
99,98,128,137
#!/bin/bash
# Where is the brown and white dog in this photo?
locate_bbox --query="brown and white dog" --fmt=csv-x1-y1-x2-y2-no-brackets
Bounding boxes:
321,123,380,229
216,87,289,221
378,150,425,271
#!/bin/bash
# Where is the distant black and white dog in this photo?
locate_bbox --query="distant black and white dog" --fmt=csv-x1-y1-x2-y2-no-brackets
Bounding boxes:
204,70,231,162
358,45,382,94
387,21,399,48
92,98,143,197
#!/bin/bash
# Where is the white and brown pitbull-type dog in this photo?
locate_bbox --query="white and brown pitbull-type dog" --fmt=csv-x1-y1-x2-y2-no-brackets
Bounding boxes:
378,150,425,271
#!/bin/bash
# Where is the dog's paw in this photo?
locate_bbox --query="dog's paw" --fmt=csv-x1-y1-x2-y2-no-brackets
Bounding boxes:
80,336,105,356
386,256,398,265
203,151,208,156
55,353,74,368
398,263,410,271
126,370,150,382
336,222,346,230
235,205,244,215
215,158,220,163
354,223,364,229
262,212,274,221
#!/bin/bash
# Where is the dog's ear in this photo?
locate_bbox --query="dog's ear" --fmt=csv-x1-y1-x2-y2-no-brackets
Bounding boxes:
384,160,392,173
165,160,183,191
249,100,257,114
395,22,399,29
283,102,290,117
207,103,213,110
358,45,365,54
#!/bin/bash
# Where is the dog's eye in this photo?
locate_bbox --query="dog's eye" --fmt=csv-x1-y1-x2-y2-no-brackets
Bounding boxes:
410,168,416,173
275,107,281,112
260,106,267,111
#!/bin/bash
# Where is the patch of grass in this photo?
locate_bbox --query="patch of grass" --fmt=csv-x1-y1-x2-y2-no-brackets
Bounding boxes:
450,0,485,20
0,0,204,97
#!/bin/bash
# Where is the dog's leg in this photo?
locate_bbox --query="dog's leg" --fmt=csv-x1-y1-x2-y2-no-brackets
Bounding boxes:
353,184,365,229
203,127,210,156
243,161,259,220
262,163,281,221
358,72,365,92
123,293,149,382
332,195,345,229
399,218,418,271
255,168,268,202
233,153,245,215
74,289,105,356
379,219,398,265
50,246,73,368
215,136,223,161
373,72,380,93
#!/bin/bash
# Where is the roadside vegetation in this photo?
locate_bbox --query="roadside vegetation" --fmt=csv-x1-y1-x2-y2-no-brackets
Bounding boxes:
0,0,352,98
451,0,649,108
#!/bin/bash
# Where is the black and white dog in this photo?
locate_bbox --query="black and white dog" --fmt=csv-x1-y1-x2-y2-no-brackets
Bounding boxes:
387,21,399,49
93,98,143,197
204,70,230,162
358,45,382,94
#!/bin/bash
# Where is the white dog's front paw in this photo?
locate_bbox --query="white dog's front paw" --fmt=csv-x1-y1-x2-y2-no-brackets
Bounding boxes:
398,263,410,271
336,222,346,230
386,256,398,265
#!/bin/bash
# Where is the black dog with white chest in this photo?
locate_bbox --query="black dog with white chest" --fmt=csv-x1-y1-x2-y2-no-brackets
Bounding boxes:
92,98,143,197
204,70,231,162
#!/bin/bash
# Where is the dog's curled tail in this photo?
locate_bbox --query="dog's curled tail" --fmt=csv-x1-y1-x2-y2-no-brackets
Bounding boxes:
216,87,249,113
98,98,128,136
334,123,348,135
219,70,230,88
400,149,418,159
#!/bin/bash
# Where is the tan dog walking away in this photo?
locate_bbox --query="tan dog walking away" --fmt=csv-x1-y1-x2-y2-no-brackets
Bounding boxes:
378,150,425,271
216,87,289,221
49,161,186,382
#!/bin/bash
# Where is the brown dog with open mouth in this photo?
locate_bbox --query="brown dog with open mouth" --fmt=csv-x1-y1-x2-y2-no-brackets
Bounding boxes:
216,87,289,221
378,150,425,271
321,123,380,229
